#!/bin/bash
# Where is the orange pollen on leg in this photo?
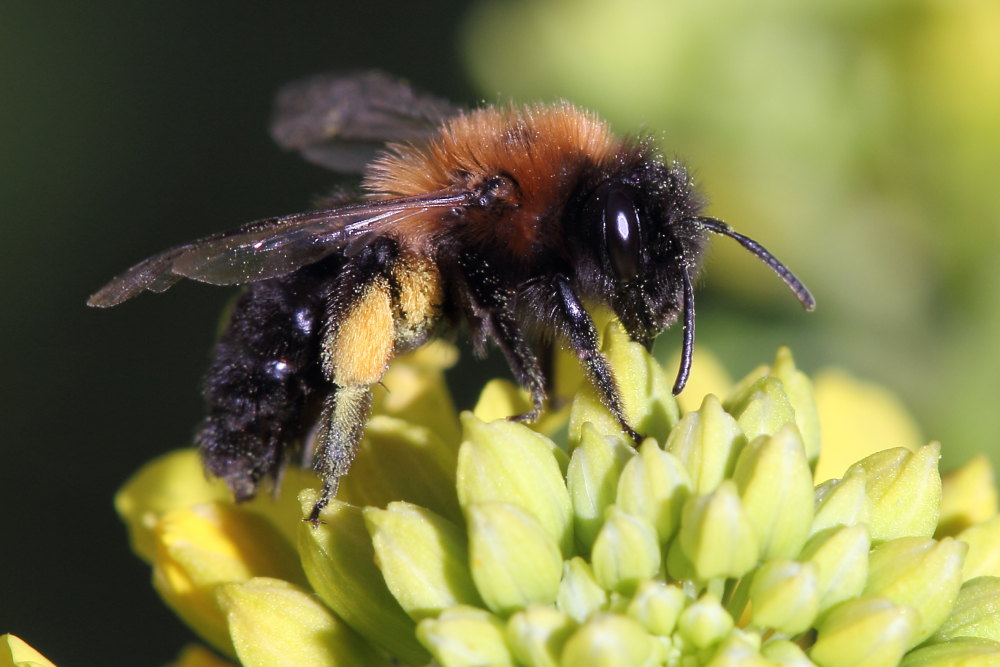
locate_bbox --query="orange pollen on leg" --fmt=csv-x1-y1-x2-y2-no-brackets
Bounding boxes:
325,278,395,387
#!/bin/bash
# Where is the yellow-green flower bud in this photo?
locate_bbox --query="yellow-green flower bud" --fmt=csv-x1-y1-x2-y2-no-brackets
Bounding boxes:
1,634,56,667
466,502,563,615
810,597,918,667
416,605,512,667
567,422,636,552
557,557,609,623
216,577,389,667
339,416,461,523
732,425,814,560
152,502,304,654
760,638,812,666
297,496,428,665
626,581,687,637
725,376,796,444
457,414,572,555
591,506,661,595
675,480,759,581
665,394,745,494
363,501,481,620
958,516,1000,580
847,443,942,542
748,560,819,635
616,439,693,545
930,576,1000,643
767,347,821,467
706,631,768,667
505,605,576,667
901,638,1000,666
560,613,661,667
811,469,871,536
676,593,734,650
799,524,871,614
864,536,967,644
938,454,998,536
568,321,678,445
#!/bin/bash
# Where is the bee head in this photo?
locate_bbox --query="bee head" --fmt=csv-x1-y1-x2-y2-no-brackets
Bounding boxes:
574,158,708,347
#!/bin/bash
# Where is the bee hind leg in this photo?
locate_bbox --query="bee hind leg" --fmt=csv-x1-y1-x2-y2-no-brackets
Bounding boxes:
307,240,400,524
307,385,372,525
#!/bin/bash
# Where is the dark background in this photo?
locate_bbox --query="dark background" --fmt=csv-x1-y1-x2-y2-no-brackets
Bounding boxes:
1,3,474,664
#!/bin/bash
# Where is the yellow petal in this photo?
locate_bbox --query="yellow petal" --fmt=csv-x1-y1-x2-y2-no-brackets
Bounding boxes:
938,454,999,537
152,502,304,654
813,369,922,483
1,634,55,667
169,644,236,667
958,516,1000,580
115,449,230,562
665,347,733,415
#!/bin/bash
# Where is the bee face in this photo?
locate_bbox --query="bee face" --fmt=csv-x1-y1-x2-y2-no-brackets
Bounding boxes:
570,157,708,346
89,71,814,523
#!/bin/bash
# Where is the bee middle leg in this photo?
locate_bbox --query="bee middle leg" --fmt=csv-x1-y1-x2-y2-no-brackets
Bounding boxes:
458,253,547,421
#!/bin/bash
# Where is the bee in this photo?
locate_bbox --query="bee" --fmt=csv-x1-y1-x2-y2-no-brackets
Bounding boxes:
90,71,814,524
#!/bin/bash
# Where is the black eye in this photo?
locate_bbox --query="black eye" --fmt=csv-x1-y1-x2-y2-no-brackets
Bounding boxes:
604,187,642,281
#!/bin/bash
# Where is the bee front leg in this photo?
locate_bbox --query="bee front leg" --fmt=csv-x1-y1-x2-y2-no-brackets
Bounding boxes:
552,274,640,442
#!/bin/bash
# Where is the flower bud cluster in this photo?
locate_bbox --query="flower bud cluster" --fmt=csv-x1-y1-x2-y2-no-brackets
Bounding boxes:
115,332,1000,665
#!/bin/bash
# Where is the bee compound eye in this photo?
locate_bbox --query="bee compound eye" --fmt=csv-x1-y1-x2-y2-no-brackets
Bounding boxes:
604,187,642,281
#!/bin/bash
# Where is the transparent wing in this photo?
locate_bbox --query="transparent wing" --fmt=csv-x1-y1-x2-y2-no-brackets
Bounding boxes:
88,190,470,307
270,70,460,172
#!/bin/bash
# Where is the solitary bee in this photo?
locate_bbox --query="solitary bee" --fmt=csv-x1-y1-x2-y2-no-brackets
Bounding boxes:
90,71,814,523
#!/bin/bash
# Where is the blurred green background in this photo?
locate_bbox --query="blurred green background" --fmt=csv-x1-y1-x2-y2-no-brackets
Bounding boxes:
2,1,997,663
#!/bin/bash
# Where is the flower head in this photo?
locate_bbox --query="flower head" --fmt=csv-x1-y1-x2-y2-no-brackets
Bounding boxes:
117,335,1000,665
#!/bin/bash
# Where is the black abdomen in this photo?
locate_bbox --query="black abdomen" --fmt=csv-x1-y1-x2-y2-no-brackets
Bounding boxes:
196,257,341,500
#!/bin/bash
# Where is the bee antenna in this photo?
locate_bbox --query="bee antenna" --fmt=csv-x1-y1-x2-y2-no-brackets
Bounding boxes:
673,268,696,395
688,217,816,311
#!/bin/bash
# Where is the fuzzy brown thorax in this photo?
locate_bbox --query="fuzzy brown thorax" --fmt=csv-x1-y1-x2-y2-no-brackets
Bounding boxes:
363,103,627,257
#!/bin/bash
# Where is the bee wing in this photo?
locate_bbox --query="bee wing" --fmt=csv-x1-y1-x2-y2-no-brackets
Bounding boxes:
270,70,460,173
88,190,471,308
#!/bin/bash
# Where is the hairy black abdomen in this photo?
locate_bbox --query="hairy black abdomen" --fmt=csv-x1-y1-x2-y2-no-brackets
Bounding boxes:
197,258,340,500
